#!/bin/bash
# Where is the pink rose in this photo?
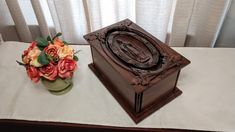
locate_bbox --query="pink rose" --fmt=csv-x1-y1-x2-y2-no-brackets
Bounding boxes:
58,58,77,78
39,63,58,80
26,66,40,83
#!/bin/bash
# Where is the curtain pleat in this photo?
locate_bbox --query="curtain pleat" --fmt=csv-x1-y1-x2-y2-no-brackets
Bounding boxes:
1,0,231,46
136,0,174,42
47,0,62,38
86,0,116,31
31,0,51,38
113,0,136,22
5,0,33,42
86,0,135,31
82,0,92,33
169,0,195,47
0,0,19,41
86,0,102,31
185,0,231,47
48,0,88,43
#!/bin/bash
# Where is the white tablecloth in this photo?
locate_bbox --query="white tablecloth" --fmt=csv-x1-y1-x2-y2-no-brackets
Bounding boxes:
0,41,234,131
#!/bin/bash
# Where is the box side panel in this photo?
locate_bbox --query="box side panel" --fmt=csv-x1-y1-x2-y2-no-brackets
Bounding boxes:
142,70,179,110
91,47,135,109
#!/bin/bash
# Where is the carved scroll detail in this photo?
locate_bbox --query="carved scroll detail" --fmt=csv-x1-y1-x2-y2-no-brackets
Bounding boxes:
85,19,183,87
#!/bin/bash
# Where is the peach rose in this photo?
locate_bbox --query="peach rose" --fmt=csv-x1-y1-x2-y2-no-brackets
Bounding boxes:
58,58,77,78
58,45,74,59
23,41,37,56
28,46,42,67
44,44,59,59
26,66,40,83
22,55,30,64
39,62,58,80
22,41,37,64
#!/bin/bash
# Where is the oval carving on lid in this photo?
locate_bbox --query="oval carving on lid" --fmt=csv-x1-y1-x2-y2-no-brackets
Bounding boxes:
105,31,160,70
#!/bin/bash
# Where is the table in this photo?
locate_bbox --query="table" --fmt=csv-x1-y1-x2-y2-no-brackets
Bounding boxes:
0,41,234,131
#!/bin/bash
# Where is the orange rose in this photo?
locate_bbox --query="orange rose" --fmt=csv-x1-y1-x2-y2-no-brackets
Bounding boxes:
26,66,40,83
58,45,74,59
54,38,64,47
44,44,59,60
58,58,77,78
39,63,58,80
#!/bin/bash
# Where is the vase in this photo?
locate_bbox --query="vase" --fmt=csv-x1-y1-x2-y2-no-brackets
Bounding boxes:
41,77,73,95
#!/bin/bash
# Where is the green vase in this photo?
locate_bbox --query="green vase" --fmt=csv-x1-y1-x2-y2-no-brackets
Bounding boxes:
41,77,73,95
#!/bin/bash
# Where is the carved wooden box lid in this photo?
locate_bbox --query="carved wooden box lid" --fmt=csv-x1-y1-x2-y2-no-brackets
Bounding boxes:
84,19,190,93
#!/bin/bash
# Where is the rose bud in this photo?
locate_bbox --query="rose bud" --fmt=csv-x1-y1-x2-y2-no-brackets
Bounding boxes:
26,66,40,83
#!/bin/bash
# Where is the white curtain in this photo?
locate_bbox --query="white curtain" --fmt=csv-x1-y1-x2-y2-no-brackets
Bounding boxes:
0,0,231,47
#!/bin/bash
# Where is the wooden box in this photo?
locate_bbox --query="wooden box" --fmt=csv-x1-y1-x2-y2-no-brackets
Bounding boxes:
84,19,190,123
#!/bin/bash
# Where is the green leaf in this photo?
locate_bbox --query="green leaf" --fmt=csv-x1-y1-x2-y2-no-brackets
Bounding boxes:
16,60,26,66
62,41,68,45
52,32,62,40
38,51,50,65
73,55,78,61
36,37,48,48
47,55,53,61
37,46,45,51
47,36,53,44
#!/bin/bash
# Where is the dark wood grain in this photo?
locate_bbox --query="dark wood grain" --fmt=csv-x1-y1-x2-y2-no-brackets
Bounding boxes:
0,119,210,132
84,19,190,124
89,63,182,123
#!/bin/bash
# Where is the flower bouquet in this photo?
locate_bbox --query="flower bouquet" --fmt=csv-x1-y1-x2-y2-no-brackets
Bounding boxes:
17,33,78,95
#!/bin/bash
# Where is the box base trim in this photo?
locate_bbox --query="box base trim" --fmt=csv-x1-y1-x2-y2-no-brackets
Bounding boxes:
88,63,182,124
